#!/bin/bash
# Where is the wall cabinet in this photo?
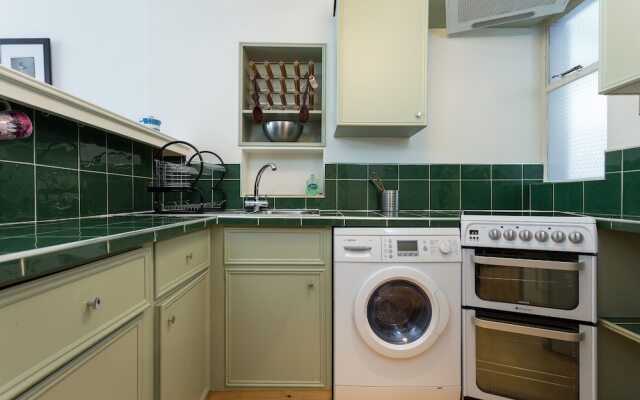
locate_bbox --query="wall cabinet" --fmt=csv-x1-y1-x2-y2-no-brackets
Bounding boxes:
156,271,210,400
599,0,640,94
222,228,331,389
336,0,429,138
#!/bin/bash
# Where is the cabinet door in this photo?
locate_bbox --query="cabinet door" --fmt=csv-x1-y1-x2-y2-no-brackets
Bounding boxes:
225,269,326,387
156,272,210,400
338,0,428,126
599,0,640,94
18,317,144,400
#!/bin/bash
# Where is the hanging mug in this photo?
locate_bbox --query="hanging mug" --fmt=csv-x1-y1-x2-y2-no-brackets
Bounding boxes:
0,100,33,140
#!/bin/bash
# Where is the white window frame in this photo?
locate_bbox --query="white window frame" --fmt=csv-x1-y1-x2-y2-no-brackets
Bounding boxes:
543,2,604,183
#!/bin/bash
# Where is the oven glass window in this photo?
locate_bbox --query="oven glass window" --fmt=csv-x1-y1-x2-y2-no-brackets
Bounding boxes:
476,320,579,400
367,280,431,344
475,260,579,310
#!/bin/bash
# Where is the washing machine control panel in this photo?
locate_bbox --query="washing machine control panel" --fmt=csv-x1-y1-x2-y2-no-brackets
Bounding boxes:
382,236,460,262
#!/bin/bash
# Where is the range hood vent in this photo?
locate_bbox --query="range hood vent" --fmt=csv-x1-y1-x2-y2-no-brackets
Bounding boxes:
446,0,570,34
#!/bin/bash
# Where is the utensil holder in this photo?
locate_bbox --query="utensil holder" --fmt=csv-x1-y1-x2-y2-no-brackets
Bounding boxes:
381,190,399,213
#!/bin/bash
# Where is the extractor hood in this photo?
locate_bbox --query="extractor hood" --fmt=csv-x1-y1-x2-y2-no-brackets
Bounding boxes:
445,0,570,34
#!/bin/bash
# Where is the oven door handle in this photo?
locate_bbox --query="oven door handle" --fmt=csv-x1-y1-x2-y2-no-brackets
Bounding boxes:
473,317,585,342
472,255,583,272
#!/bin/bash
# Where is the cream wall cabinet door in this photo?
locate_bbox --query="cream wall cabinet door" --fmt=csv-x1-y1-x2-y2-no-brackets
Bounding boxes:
156,271,210,400
225,269,327,387
599,0,640,94
0,248,151,400
336,0,428,137
17,317,146,400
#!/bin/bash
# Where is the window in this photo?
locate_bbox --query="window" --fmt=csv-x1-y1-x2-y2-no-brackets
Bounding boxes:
546,0,607,182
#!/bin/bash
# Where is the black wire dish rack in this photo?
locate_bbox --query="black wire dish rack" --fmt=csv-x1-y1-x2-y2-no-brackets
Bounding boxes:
147,141,226,214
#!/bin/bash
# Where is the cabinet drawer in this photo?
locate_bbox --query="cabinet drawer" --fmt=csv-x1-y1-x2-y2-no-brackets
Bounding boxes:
224,228,327,265
17,317,144,400
155,230,210,298
0,248,151,400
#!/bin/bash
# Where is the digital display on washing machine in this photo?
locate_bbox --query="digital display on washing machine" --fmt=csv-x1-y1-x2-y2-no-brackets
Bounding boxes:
397,240,418,252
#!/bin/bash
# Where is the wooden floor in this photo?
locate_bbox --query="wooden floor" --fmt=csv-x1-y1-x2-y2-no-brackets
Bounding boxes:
207,390,332,400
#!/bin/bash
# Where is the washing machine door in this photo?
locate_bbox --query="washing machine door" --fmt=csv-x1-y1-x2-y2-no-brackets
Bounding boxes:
354,266,449,359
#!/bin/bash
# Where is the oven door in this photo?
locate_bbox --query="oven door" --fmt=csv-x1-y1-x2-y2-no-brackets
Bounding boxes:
463,248,596,322
463,309,596,400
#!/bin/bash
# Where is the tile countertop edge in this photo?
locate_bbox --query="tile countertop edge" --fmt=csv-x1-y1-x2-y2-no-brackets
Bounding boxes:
0,216,217,265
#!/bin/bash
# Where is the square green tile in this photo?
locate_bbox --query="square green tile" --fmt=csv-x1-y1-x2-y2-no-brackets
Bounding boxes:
302,218,343,227
188,180,212,204
399,165,429,180
337,164,367,180
79,125,106,172
605,150,622,173
523,164,544,180
624,147,640,171
325,164,337,179
0,101,34,163
134,178,153,212
36,166,79,220
109,232,154,253
554,182,583,213
623,171,640,217
223,164,240,180
399,180,429,210
0,260,22,285
132,141,153,178
108,174,133,214
492,180,523,210
530,184,553,211
367,180,398,211
275,197,306,209
430,220,460,228
307,180,336,210
0,162,34,223
522,180,541,211
80,171,107,217
584,173,621,216
258,218,302,227
492,164,522,180
338,180,368,210
107,133,132,175
461,181,491,210
35,111,78,169
387,219,430,227
25,242,108,276
430,165,460,180
221,180,242,209
461,165,490,180
430,181,460,210
369,164,398,180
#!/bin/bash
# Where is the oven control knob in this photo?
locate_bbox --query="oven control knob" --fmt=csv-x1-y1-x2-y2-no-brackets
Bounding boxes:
488,229,501,240
535,231,549,242
438,241,451,254
568,231,584,244
519,230,533,242
551,231,566,243
503,229,516,241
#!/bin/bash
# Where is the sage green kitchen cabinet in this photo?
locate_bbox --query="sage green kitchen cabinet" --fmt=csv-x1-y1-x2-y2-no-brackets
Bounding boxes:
222,228,331,389
599,0,640,94
335,0,429,137
156,271,210,400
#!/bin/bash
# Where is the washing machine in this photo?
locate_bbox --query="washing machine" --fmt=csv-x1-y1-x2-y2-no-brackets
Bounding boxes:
333,227,461,400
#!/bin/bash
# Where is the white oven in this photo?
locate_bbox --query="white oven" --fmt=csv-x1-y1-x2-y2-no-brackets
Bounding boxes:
463,308,596,400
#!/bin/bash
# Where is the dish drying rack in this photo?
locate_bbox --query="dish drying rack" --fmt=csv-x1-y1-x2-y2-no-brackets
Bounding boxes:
147,141,226,214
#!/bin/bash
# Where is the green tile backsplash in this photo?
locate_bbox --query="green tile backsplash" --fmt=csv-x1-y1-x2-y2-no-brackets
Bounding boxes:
0,102,155,224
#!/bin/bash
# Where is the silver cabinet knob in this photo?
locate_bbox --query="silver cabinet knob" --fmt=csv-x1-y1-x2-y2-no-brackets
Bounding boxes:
551,231,566,243
86,297,102,310
568,231,584,244
307,283,315,289
535,231,549,242
503,229,516,241
415,111,423,118
519,230,533,242
168,316,176,325
488,229,501,240
186,252,193,261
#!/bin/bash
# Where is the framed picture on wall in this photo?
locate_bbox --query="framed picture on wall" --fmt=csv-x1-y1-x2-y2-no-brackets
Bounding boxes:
0,38,52,84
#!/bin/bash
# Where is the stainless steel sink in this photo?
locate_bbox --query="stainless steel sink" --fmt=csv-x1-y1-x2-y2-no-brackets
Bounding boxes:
259,209,320,216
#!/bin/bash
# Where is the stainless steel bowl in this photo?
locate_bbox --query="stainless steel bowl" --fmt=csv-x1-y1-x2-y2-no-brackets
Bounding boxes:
262,121,304,142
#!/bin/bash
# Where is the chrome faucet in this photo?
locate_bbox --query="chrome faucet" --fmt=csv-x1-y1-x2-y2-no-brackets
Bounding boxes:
244,163,277,212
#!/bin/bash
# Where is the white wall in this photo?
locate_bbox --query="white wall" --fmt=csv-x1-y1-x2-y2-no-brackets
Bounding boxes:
147,0,545,164
0,0,149,120
608,96,640,151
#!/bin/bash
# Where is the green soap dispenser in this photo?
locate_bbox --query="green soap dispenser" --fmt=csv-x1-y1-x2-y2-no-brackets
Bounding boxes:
306,174,319,195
